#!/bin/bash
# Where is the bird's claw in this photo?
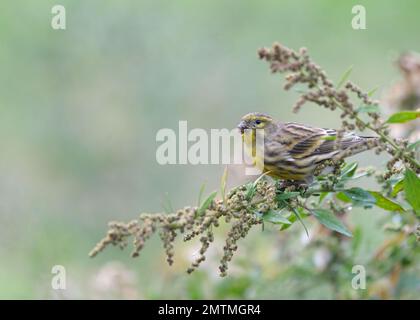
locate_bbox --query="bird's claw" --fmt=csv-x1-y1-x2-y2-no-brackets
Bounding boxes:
275,180,308,193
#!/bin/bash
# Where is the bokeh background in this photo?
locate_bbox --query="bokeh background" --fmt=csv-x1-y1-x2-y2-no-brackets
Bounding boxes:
0,0,419,299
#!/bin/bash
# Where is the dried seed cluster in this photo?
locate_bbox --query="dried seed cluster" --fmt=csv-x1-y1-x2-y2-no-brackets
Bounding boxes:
90,180,278,277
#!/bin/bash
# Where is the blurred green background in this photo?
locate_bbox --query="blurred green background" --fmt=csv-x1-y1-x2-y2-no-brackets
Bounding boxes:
0,0,419,299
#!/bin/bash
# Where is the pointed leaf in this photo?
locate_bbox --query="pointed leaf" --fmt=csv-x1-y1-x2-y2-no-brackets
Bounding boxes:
404,169,420,215
408,140,420,151
246,171,271,200
342,187,376,205
313,209,352,237
197,191,217,216
336,192,351,203
386,111,420,124
220,167,228,206
276,192,300,201
337,66,353,89
263,210,292,225
290,206,309,237
340,162,358,179
368,191,405,212
245,182,256,201
338,187,404,212
391,178,404,197
318,192,330,204
197,182,206,207
279,214,296,230
367,87,378,97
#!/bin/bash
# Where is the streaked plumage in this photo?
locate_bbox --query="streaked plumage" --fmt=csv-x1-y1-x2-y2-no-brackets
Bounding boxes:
238,112,378,182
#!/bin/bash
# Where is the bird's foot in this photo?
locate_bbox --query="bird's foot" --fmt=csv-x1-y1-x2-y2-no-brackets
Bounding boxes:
275,180,308,193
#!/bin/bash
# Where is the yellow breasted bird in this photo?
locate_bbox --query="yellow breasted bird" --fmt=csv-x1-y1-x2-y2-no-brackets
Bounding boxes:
238,112,378,183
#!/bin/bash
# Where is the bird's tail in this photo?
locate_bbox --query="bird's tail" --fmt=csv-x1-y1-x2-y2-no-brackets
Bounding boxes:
335,136,379,160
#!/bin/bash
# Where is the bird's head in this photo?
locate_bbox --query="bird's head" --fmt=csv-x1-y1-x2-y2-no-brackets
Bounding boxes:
237,112,274,134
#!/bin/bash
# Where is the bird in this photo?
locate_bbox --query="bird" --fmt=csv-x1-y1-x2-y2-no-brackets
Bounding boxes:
237,112,378,183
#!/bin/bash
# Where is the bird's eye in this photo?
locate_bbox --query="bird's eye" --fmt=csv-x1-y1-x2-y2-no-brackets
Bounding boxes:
255,120,262,125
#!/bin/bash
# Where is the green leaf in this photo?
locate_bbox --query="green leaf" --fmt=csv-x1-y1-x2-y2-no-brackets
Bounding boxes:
276,192,300,201
197,182,206,207
321,135,337,141
263,210,292,225
338,187,404,212
245,172,271,200
386,111,420,124
340,162,358,179
336,192,351,203
356,105,380,113
290,206,309,237
197,191,217,216
279,214,296,230
351,169,374,180
318,192,330,204
337,65,353,89
404,169,420,215
312,209,352,237
408,140,420,151
341,187,376,205
220,166,228,206
368,191,405,212
279,209,308,231
245,182,255,201
367,87,378,97
391,178,404,197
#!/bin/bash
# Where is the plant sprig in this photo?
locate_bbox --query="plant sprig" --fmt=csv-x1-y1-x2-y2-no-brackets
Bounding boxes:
90,43,420,277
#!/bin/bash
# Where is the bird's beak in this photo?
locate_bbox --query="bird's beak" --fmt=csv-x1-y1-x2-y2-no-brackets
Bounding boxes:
237,121,246,134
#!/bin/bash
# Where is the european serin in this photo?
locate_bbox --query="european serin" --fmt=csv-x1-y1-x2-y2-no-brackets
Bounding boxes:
238,112,378,182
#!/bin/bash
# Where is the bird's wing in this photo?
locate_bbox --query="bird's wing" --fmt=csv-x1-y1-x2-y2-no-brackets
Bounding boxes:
264,139,296,163
276,122,334,159
277,122,371,160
